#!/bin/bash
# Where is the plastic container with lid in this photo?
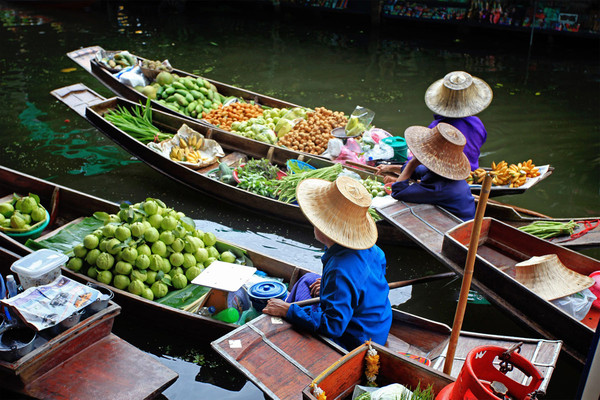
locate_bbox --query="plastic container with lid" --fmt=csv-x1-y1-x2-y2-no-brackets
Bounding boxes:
381,136,408,163
248,280,288,313
10,249,68,290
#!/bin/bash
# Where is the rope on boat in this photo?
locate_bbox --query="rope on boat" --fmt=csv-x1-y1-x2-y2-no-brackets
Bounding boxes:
246,322,315,378
570,219,600,239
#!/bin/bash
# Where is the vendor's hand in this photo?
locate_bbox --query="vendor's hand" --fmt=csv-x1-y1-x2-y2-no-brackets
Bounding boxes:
383,175,396,185
263,298,290,317
309,278,321,297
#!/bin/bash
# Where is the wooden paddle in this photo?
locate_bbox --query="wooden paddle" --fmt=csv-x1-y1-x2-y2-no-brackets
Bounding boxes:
292,271,456,307
443,174,493,375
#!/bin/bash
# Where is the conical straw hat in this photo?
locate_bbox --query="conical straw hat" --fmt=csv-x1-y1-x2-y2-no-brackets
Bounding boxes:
404,122,471,180
425,71,493,118
515,254,595,301
296,176,377,250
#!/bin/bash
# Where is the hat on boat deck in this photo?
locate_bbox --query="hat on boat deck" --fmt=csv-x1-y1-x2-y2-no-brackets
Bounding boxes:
404,122,471,181
515,254,595,301
425,71,493,118
296,176,377,250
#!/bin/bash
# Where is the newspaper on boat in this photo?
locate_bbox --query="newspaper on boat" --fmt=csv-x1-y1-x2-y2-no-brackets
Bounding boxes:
1,276,100,331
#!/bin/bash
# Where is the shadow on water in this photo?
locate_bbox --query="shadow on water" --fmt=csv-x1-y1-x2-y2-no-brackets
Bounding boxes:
0,1,597,399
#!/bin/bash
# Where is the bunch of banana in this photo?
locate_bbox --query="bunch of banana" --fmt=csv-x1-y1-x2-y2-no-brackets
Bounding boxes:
169,135,205,163
468,159,542,188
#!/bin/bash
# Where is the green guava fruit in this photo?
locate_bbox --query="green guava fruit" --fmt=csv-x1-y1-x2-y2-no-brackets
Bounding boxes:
128,279,145,296
73,244,87,259
145,271,157,285
130,222,146,237
137,244,152,257
135,254,151,270
121,247,138,263
115,226,131,242
113,274,131,290
171,273,188,290
161,258,172,274
0,202,13,218
206,246,220,260
96,252,115,271
87,266,99,279
83,234,100,250
156,71,174,85
115,261,133,275
204,257,216,267
67,257,83,272
193,229,205,239
151,281,168,299
220,251,236,263
148,214,163,229
131,269,147,282
141,287,154,301
169,252,184,267
85,249,101,266
185,266,202,281
10,214,26,229
106,238,122,255
97,270,113,285
171,237,185,253
182,253,196,269
143,200,159,215
149,254,164,271
194,248,209,264
159,230,175,245
161,216,178,231
151,240,168,257
144,227,160,242
202,232,217,247
31,207,46,222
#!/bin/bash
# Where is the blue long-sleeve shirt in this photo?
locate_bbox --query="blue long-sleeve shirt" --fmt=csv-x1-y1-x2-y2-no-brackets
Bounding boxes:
286,244,392,350
429,115,487,171
391,165,475,221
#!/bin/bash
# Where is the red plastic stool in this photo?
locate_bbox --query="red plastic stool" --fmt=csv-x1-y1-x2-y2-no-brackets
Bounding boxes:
436,344,543,400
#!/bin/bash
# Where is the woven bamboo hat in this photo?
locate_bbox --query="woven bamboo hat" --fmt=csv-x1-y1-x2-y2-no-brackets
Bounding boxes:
296,176,377,250
515,254,595,301
404,122,471,180
425,71,493,118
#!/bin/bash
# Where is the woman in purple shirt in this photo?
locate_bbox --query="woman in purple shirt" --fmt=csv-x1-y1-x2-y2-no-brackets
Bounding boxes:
376,123,475,221
424,71,493,170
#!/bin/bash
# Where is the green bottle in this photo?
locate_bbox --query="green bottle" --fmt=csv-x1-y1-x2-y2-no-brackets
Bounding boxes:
212,307,240,324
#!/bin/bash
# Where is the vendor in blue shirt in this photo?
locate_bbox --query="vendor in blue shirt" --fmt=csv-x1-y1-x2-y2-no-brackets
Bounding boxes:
263,176,392,350
375,122,475,222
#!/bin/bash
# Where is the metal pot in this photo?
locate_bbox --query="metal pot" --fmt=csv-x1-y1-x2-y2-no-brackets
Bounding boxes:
0,326,37,362
85,283,114,314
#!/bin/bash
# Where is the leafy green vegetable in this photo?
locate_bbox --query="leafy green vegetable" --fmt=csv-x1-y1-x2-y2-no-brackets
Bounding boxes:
104,98,172,143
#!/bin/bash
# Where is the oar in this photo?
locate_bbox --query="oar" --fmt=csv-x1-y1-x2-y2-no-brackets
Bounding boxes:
443,174,493,375
292,271,456,307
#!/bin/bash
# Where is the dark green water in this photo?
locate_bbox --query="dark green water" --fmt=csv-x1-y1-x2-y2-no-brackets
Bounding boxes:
0,1,598,399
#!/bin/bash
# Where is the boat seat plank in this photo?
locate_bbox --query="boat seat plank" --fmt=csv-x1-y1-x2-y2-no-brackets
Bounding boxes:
66,46,103,73
50,83,105,117
25,334,178,400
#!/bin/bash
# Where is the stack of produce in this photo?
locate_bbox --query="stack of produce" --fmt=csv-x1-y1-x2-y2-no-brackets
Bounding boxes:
100,51,137,70
229,108,289,145
201,102,264,131
278,107,347,155
518,220,578,239
66,198,238,301
235,158,282,198
360,178,388,197
467,159,541,188
0,194,47,232
141,71,226,118
104,98,173,144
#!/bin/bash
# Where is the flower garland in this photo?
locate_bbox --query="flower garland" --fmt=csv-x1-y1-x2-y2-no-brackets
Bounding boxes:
364,342,380,387
311,383,327,400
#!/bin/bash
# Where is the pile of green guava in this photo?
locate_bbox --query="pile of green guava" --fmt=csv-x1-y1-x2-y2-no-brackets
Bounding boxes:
0,193,47,233
66,198,237,300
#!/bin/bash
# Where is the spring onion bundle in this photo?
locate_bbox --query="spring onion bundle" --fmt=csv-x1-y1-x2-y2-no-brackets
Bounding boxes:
518,220,577,239
275,163,343,203
104,98,172,143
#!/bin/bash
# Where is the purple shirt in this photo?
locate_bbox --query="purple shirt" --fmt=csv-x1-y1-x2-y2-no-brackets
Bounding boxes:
428,115,487,171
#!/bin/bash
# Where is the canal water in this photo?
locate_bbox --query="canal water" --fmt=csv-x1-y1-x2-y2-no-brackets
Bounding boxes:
0,1,598,399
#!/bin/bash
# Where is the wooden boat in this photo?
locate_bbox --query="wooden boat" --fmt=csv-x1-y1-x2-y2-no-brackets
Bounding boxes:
0,166,562,395
51,83,596,249
66,46,554,197
0,246,178,399
211,313,561,400
376,200,600,365
301,341,454,400
0,165,318,340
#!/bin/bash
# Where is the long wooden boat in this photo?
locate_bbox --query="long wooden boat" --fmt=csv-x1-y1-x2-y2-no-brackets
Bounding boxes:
301,341,454,400
66,46,554,197
376,200,600,365
0,246,178,399
211,313,560,400
0,166,561,395
51,83,598,249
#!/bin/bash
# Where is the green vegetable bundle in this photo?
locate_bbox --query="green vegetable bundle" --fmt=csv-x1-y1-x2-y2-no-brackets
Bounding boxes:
518,220,577,239
274,163,343,203
104,98,172,143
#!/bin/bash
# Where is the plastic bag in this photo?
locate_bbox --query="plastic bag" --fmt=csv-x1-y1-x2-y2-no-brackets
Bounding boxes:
367,128,392,144
351,383,412,400
326,138,344,158
345,106,375,137
115,65,148,88
551,288,597,321
364,141,395,162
